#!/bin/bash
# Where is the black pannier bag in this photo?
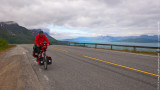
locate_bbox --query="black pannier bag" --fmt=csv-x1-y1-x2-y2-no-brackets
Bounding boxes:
38,56,44,65
47,56,52,65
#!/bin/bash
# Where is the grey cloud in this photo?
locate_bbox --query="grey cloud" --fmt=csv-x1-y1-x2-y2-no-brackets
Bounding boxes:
0,0,159,39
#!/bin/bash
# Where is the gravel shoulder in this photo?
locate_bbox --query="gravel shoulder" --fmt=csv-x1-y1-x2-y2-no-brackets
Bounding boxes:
0,45,43,90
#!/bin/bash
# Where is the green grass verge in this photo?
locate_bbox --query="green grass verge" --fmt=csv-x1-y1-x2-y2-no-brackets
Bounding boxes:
0,38,16,52
131,50,158,55
110,49,158,55
0,45,16,53
0,38,8,50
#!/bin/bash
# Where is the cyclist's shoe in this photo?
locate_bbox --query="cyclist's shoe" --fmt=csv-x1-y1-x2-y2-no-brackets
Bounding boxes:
35,53,38,57
33,50,38,58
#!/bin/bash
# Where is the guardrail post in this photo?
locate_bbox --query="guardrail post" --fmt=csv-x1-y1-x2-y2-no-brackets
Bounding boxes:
95,44,97,48
83,43,85,47
133,46,136,52
111,45,112,50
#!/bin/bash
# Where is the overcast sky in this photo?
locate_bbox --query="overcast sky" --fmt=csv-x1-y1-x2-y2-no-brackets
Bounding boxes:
0,0,160,40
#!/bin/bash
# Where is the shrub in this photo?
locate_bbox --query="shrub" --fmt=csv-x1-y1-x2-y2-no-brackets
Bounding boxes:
0,38,8,50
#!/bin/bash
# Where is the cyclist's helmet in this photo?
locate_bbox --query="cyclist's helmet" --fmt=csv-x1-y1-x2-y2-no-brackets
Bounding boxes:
39,30,44,34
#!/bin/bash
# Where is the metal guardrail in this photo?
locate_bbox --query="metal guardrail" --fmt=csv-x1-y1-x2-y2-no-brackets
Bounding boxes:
68,42,159,52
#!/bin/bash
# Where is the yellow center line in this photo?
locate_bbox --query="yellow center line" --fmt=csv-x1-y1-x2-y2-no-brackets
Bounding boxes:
51,47,160,77
51,47,68,52
83,55,160,77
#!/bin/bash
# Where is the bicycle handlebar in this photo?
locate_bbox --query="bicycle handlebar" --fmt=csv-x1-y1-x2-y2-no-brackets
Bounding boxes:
40,42,49,46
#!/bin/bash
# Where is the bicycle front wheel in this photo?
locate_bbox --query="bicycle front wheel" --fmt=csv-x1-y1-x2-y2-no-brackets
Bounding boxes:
44,61,47,70
43,53,47,70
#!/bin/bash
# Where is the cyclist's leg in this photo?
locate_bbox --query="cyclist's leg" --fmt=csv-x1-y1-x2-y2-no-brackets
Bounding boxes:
37,46,41,54
33,45,36,57
34,45,39,57
35,45,39,62
37,46,42,62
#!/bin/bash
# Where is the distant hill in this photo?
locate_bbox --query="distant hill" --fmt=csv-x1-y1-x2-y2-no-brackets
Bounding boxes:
63,35,159,43
0,21,57,44
115,38,158,43
115,35,158,43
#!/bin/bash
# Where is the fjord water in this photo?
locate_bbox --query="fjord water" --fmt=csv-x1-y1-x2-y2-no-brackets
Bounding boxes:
105,42,158,47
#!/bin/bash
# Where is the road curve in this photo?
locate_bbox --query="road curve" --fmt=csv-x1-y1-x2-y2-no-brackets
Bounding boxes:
20,44,159,90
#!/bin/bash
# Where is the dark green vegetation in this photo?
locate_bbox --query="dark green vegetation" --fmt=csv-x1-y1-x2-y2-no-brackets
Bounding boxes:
111,49,158,55
0,38,8,50
0,21,58,44
0,38,16,52
0,21,35,44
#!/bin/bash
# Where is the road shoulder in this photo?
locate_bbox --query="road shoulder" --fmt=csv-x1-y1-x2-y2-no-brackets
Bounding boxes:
0,45,43,90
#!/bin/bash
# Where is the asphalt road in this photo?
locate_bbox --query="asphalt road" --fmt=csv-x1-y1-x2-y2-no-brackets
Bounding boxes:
20,44,159,90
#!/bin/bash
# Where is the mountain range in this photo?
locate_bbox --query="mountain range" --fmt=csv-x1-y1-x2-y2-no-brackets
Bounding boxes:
0,21,56,44
1,21,158,44
63,35,159,43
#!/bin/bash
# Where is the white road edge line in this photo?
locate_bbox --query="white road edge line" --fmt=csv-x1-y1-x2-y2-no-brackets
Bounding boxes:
34,60,37,63
23,52,26,54
44,75,49,81
39,68,42,72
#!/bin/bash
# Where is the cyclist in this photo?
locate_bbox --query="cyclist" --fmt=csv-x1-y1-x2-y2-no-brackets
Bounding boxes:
33,31,49,58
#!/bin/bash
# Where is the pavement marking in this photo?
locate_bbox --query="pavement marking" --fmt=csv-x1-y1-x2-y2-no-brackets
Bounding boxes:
34,60,37,63
71,52,83,56
106,50,158,58
44,75,49,81
52,47,68,52
23,52,26,54
39,68,42,72
52,47,160,77
32,58,37,63
83,55,160,77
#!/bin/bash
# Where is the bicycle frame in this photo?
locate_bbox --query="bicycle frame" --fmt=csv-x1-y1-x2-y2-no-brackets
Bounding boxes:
39,43,48,69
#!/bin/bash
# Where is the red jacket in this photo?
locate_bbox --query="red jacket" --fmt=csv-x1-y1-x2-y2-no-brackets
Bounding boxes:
34,34,49,46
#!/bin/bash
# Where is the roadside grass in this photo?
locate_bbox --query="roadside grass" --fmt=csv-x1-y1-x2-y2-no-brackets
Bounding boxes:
111,49,158,55
0,38,16,53
0,38,8,50
0,45,16,53
131,50,158,55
